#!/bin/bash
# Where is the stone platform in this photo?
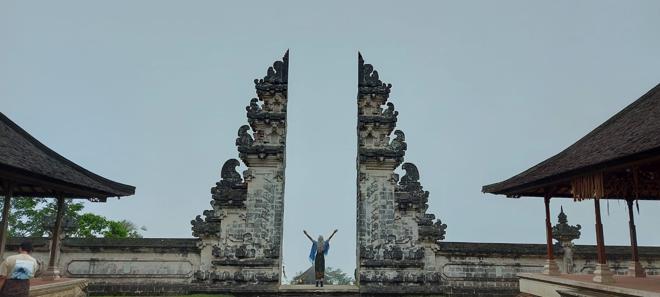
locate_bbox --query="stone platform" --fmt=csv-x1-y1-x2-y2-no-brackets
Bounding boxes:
277,285,359,296
210,285,446,297
518,273,660,297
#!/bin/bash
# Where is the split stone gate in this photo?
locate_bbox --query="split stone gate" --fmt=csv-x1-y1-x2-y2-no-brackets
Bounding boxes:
190,51,448,295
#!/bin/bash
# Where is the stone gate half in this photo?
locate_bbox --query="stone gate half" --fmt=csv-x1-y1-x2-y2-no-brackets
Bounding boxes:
191,51,288,292
356,53,447,294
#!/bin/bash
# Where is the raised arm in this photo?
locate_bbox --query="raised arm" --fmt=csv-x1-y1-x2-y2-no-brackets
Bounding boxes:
327,229,338,241
303,230,314,242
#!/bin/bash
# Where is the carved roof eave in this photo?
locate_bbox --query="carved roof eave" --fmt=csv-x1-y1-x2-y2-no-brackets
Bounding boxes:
358,115,398,125
418,226,446,243
238,145,285,166
254,50,289,97
357,86,391,99
359,148,406,159
552,224,581,242
247,112,286,123
211,182,248,208
237,144,284,155
215,182,247,191
191,210,222,238
357,53,392,99
212,199,246,209
255,83,287,97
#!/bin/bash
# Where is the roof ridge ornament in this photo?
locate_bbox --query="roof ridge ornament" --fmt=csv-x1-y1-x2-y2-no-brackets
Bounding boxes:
220,159,243,184
358,52,392,97
254,50,289,94
400,162,420,185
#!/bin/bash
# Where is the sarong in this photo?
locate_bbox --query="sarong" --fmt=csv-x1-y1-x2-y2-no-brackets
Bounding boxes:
0,279,29,297
314,251,325,280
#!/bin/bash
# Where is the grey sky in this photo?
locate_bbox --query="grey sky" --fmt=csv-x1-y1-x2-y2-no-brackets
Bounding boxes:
2,0,660,280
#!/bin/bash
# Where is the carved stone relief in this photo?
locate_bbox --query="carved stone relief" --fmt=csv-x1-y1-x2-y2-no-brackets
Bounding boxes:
191,51,288,287
357,53,446,290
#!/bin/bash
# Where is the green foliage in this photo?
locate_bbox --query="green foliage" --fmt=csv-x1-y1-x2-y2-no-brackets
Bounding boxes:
0,197,144,239
325,267,354,285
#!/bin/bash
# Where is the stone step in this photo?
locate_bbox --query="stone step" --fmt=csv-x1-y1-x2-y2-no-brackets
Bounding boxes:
278,284,360,296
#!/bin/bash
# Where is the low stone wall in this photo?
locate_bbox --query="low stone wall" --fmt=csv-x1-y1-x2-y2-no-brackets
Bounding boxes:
436,242,660,297
6,238,659,296
8,238,199,296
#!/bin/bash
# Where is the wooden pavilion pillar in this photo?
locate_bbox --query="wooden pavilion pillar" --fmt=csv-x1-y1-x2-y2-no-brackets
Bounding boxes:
543,195,560,275
626,198,645,277
43,196,65,280
0,182,13,260
592,198,614,283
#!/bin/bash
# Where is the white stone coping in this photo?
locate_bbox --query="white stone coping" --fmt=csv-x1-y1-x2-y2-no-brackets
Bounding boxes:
517,273,660,297
30,278,88,296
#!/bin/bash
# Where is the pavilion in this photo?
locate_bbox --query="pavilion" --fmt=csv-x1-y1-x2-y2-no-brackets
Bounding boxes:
0,112,135,279
483,83,660,288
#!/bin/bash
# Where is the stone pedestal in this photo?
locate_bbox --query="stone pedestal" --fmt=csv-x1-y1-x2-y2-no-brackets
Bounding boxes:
627,261,646,278
40,266,61,280
592,263,615,283
542,259,560,276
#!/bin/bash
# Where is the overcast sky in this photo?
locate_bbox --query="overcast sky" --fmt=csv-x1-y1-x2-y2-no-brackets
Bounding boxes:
2,0,660,281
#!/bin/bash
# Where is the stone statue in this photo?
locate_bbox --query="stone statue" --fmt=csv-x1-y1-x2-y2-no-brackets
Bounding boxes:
303,229,338,287
390,130,407,152
400,162,420,185
220,159,242,184
552,206,581,274
235,125,254,147
382,102,398,118
246,98,261,113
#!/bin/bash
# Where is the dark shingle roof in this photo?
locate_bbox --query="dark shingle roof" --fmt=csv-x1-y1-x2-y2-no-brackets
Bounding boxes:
483,83,660,196
0,112,135,198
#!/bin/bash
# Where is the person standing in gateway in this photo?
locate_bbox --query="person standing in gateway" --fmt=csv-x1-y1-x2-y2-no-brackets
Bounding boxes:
303,229,338,287
0,241,39,297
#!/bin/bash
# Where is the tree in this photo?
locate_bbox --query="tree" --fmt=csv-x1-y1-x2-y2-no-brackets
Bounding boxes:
325,267,354,285
289,266,354,285
0,197,145,238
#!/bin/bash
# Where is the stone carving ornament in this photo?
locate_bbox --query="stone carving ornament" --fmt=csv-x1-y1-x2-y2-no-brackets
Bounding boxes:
389,130,407,153
246,98,261,114
235,125,254,147
358,53,392,97
552,206,581,243
191,209,221,238
220,159,242,184
382,102,399,118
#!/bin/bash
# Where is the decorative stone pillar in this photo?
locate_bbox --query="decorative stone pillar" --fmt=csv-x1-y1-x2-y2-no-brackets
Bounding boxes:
191,51,288,291
356,53,446,293
43,211,77,276
552,206,581,274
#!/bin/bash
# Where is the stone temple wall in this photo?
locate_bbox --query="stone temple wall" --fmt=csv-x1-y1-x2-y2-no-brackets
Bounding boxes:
7,238,198,296
8,238,660,296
